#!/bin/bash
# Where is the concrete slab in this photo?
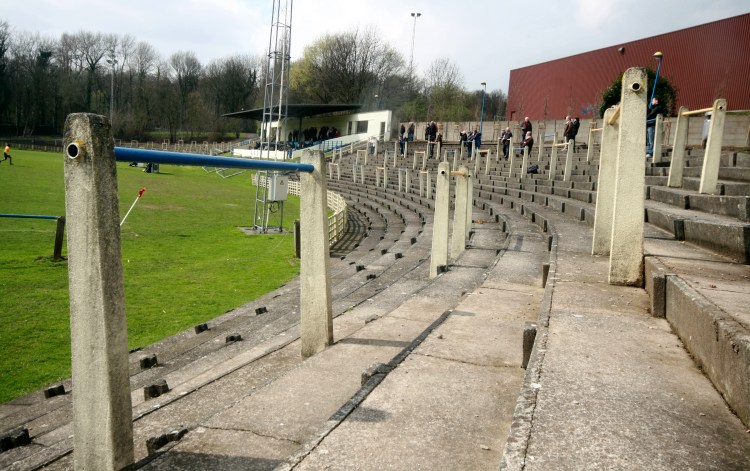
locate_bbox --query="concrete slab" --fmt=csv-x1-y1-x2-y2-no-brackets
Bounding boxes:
521,270,750,470
142,427,296,470
295,354,521,471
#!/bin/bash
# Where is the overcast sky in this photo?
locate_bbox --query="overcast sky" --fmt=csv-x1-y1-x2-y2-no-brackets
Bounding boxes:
1,0,747,95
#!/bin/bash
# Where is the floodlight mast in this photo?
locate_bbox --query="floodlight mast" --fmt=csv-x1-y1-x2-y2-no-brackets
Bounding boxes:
255,0,293,233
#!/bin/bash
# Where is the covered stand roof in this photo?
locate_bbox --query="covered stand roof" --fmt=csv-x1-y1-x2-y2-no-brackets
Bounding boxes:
223,103,363,121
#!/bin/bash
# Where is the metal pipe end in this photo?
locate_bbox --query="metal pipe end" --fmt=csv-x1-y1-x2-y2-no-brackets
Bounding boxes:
66,141,85,160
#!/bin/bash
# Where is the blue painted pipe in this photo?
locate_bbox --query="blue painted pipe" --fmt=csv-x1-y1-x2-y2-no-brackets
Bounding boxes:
649,57,662,110
1,214,59,220
113,147,315,173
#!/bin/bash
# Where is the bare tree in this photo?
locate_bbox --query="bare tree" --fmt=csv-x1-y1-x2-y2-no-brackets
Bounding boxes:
293,26,404,104
423,57,464,120
169,50,202,132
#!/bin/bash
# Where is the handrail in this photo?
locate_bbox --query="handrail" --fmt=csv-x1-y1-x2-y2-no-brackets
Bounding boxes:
112,147,314,173
608,105,621,125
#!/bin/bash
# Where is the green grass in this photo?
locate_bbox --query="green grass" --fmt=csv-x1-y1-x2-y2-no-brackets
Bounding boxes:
0,150,300,403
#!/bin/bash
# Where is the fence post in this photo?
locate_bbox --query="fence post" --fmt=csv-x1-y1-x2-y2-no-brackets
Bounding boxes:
451,166,469,260
53,216,65,260
652,114,664,163
591,107,619,255
608,68,647,286
548,134,559,181
586,126,595,162
667,106,689,188
563,143,574,181
699,98,728,195
300,150,333,357
63,113,134,470
430,162,451,278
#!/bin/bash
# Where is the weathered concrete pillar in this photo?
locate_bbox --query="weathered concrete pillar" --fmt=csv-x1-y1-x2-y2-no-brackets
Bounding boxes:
652,114,664,163
591,107,619,255
300,150,333,357
699,98,727,195
586,125,596,162
563,143,573,182
63,113,134,471
465,169,474,239
609,68,647,286
548,134,558,181
667,107,689,188
508,138,516,177
521,146,529,178
451,166,469,260
430,162,451,278
496,138,501,162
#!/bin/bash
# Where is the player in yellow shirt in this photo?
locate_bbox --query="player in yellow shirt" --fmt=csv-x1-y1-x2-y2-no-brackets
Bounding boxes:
2,144,12,165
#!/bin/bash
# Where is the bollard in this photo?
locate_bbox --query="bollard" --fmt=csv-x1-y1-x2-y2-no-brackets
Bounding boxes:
591,107,619,255
563,142,574,182
63,113,134,470
542,263,550,288
608,68,647,286
300,150,333,357
430,162,451,278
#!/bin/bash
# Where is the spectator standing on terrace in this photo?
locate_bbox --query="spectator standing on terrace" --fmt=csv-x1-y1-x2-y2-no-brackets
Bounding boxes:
646,97,663,159
563,116,572,147
2,143,12,165
500,127,512,159
522,131,534,155
400,123,406,139
520,117,532,140
407,122,415,141
573,117,580,150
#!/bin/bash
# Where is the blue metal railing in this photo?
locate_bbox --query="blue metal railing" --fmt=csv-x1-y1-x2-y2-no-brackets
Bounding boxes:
0,213,59,220
113,147,315,173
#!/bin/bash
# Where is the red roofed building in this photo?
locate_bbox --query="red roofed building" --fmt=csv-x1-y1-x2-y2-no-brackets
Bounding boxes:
506,13,750,120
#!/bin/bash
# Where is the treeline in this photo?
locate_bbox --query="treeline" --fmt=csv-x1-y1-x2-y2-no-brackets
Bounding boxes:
0,20,505,140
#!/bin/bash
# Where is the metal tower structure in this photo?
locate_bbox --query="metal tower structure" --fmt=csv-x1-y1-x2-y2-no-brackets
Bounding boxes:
254,0,293,232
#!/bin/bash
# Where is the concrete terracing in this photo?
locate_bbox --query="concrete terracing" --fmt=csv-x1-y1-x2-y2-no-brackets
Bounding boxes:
1,140,749,470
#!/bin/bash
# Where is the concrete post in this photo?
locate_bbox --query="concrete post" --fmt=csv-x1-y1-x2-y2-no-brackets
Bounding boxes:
63,113,134,471
496,138,501,161
586,127,595,162
451,166,469,260
667,107,689,188
548,134,558,181
485,150,491,175
699,99,727,195
430,162,451,278
608,68,647,286
521,146,529,179
465,169,474,239
563,143,573,181
537,130,544,160
300,150,333,357
508,139,516,177
652,114,664,163
591,107,619,255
